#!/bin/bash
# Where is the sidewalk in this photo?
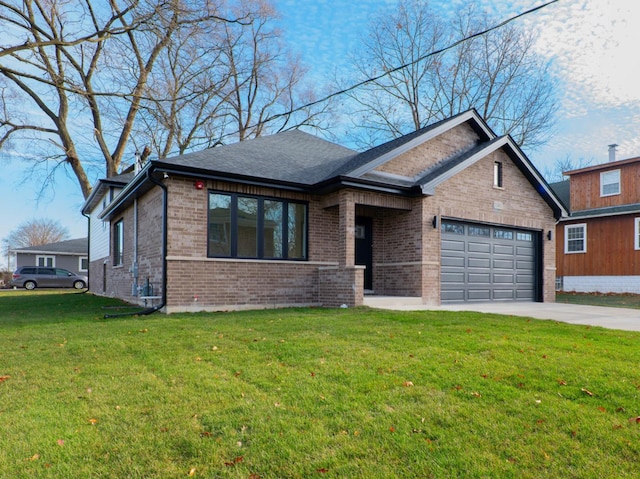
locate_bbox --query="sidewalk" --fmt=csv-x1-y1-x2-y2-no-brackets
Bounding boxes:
363,297,640,332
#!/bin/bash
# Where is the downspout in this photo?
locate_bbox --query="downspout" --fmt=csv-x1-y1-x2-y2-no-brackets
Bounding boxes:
80,210,90,294
104,165,167,318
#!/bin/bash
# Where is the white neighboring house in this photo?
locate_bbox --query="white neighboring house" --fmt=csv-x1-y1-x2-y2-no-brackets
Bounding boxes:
81,171,134,294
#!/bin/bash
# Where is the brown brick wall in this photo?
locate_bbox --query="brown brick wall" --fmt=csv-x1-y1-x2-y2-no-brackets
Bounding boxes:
375,122,480,177
318,266,364,308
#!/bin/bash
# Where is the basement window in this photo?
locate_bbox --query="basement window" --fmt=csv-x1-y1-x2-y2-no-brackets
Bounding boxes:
600,169,620,196
565,223,586,253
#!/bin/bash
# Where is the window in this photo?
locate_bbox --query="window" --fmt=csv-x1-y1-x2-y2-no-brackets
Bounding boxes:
469,226,490,237
114,219,124,265
600,169,620,196
442,222,464,235
516,232,533,242
635,218,640,250
208,192,307,260
493,161,503,187
494,229,513,240
79,257,88,272
36,255,54,267
565,223,586,253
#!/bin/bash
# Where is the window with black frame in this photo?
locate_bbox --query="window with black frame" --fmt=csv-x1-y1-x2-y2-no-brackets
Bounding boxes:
208,192,307,260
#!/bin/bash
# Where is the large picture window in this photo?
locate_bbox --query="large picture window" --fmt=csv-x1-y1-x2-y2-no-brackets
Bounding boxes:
565,223,586,253
208,192,307,260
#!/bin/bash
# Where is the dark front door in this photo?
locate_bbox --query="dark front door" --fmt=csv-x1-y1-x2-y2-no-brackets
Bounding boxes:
355,216,373,291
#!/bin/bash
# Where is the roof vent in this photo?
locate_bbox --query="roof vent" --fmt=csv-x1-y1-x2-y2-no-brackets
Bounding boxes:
608,144,618,163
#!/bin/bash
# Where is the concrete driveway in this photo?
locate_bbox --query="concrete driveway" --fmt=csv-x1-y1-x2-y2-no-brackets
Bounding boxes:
363,297,640,332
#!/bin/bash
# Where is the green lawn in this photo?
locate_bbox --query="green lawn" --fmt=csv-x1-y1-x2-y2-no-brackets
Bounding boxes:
2,290,640,478
557,291,640,309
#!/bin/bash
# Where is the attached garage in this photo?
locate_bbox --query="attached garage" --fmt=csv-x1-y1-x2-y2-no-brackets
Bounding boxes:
440,220,541,303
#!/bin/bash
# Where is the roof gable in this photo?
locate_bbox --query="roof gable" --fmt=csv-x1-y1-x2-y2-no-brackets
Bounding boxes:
340,110,494,179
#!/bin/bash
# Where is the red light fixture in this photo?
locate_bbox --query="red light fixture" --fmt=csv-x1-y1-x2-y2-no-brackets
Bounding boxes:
194,180,205,190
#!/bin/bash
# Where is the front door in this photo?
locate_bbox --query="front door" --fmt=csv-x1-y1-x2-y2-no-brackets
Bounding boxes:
355,216,373,291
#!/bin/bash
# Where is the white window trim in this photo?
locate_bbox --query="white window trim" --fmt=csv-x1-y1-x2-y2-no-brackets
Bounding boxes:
635,218,640,251
36,255,55,267
564,223,587,254
79,256,88,272
600,169,620,197
493,161,503,188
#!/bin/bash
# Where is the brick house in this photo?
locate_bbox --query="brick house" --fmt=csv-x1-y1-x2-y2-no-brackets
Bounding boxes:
553,147,640,293
82,109,566,313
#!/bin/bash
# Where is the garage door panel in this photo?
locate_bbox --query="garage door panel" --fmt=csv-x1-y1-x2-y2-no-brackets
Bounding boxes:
468,289,491,300
442,256,465,267
468,242,491,253
468,257,491,268
442,290,466,301
468,273,490,283
442,239,465,251
493,289,515,300
441,221,538,303
493,259,514,269
442,272,465,283
494,244,514,255
516,245,534,255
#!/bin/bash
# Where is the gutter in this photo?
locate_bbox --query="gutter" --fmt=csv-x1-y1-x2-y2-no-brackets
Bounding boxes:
104,166,167,318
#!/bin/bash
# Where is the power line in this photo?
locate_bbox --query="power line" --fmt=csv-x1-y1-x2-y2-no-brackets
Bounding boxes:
193,0,560,148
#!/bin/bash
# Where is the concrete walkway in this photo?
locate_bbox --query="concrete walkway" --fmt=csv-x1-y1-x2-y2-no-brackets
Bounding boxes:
363,297,640,332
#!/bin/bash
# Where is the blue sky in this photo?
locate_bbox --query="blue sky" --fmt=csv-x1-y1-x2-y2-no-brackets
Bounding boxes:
2,0,639,268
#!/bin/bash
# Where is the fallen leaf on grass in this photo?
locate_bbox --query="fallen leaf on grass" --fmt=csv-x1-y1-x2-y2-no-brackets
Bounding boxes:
629,417,640,423
56,439,64,446
581,388,594,397
188,467,196,476
88,418,98,425
471,391,482,398
598,406,606,413
26,453,40,461
403,381,414,387
224,456,244,467
317,468,329,474
0,375,10,383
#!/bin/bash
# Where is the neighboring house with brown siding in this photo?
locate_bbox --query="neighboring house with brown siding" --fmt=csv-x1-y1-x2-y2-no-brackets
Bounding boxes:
82,109,566,313
553,148,640,293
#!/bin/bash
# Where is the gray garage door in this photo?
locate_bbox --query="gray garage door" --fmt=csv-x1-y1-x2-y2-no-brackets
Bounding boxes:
441,220,538,303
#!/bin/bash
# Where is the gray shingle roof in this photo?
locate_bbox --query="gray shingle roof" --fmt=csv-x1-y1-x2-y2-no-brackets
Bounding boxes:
549,180,570,212
157,130,358,185
13,237,88,255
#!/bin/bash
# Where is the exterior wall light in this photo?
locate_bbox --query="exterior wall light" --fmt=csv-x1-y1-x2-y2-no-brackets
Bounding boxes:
194,180,205,190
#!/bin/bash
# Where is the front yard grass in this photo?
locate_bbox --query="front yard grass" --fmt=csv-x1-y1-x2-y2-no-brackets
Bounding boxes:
1,290,640,478
557,291,640,309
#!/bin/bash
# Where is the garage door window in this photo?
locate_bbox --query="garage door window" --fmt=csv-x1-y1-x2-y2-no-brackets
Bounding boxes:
469,226,490,237
442,223,464,235
494,229,513,240
565,224,586,253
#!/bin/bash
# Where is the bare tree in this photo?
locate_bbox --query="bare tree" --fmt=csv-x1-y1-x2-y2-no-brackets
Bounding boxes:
134,0,331,159
4,218,69,248
0,0,259,199
341,0,557,151
543,155,593,183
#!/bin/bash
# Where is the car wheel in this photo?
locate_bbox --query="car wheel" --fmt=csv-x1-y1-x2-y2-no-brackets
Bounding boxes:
24,280,37,290
73,280,86,290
